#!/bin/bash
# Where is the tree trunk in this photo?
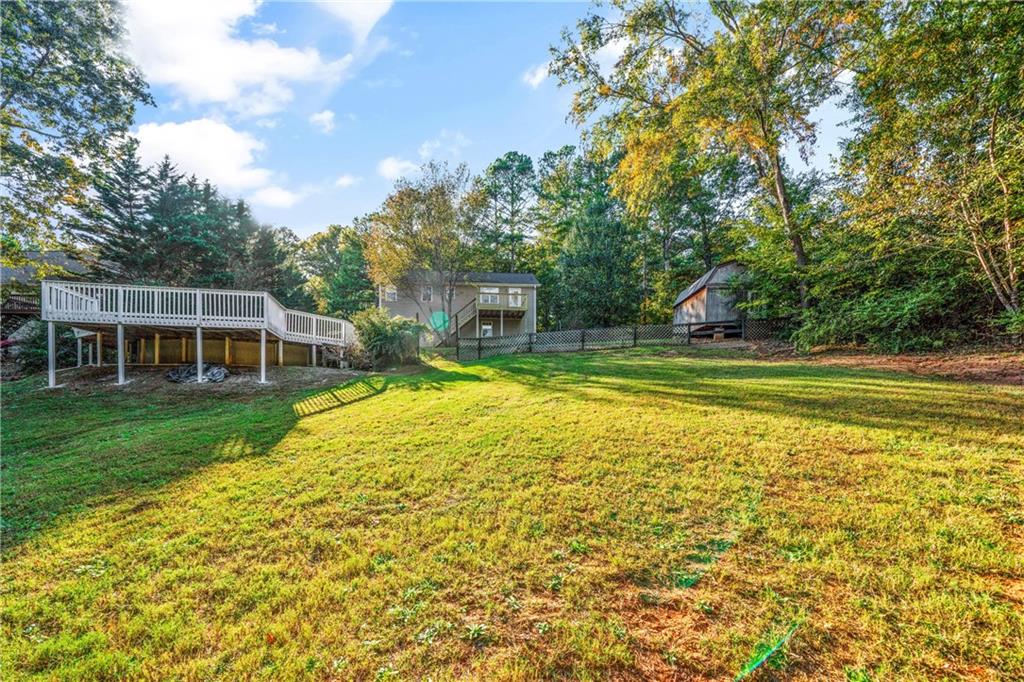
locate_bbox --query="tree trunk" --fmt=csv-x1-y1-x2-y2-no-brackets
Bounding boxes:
769,152,809,309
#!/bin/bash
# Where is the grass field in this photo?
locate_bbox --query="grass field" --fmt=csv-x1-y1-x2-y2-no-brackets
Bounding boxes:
2,349,1022,680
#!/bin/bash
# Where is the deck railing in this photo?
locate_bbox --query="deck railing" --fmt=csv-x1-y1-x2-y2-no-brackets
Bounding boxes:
41,280,354,346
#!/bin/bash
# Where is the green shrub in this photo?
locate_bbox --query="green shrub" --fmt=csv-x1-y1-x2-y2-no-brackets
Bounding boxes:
350,308,424,370
5,320,79,374
996,309,1024,336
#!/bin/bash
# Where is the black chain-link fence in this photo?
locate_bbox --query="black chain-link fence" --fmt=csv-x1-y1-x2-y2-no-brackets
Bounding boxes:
457,318,791,361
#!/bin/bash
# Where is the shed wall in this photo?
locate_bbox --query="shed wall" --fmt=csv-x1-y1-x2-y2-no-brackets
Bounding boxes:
674,289,707,324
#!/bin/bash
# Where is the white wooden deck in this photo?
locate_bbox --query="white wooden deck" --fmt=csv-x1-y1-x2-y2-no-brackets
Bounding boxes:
40,280,355,387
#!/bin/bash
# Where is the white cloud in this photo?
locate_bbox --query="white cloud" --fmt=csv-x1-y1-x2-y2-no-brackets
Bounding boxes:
251,22,281,36
254,117,278,129
135,118,309,210
522,62,549,89
377,156,418,181
134,118,271,192
126,0,352,117
335,174,361,188
418,129,470,159
318,1,393,44
249,185,303,208
309,109,336,133
595,38,628,75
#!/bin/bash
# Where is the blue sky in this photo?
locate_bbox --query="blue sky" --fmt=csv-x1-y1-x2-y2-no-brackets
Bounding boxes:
126,1,845,238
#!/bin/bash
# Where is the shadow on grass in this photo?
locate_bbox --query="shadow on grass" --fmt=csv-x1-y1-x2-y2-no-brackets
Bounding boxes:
292,375,389,417
291,366,482,417
481,351,1024,447
0,365,481,551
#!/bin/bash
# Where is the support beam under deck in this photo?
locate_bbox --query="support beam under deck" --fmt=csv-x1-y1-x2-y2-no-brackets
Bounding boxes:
116,323,126,385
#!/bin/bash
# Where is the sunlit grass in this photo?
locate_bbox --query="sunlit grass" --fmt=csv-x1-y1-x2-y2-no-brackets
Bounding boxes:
2,349,1022,680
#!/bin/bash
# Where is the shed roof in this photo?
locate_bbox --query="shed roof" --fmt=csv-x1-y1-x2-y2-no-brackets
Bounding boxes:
672,261,740,307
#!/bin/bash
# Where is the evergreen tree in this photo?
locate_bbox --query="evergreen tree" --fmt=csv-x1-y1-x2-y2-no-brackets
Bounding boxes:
555,191,639,329
78,137,152,281
301,225,376,318
473,151,537,271
235,226,313,309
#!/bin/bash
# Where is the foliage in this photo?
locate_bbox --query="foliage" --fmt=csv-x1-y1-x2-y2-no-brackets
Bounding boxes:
842,0,1023,314
350,307,423,369
73,143,310,306
547,0,1020,348
300,225,376,318
471,151,537,272
523,146,643,329
363,162,480,343
3,350,1022,678
4,320,77,373
548,153,640,328
0,0,151,275
233,226,313,310
552,1,860,310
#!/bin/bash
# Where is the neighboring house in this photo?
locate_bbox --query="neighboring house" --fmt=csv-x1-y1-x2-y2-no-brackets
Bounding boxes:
1,250,87,288
673,261,746,325
2,251,87,341
378,271,540,340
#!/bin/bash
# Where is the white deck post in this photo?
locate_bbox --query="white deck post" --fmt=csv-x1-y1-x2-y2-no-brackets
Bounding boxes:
196,327,204,383
259,329,267,383
277,339,283,366
76,337,83,367
500,309,504,337
47,321,56,388
87,341,93,366
96,332,102,366
195,289,204,383
311,344,317,366
116,323,125,385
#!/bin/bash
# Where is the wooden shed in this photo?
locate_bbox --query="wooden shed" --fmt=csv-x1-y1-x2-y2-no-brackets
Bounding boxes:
672,262,746,325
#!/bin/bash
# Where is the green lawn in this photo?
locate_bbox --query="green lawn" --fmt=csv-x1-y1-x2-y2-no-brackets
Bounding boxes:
2,349,1022,680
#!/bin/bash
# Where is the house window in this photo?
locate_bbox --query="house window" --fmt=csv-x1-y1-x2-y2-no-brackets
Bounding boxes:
481,322,494,337
479,287,500,305
384,286,397,302
508,287,523,307
421,286,433,302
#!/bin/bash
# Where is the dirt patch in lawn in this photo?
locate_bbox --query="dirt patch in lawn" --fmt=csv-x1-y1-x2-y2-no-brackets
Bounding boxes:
801,349,1024,386
47,364,366,397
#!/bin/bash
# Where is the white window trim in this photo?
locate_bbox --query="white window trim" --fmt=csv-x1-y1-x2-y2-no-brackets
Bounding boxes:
479,286,500,305
384,286,397,302
421,286,433,302
481,321,494,337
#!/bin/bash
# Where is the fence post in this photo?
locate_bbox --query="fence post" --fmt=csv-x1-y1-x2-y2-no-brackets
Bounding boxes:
633,326,638,347
687,323,692,345
581,329,586,351
477,336,482,361
528,333,533,353
741,316,747,340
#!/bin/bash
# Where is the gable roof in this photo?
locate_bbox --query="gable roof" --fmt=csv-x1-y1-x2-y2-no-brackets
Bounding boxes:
457,272,539,286
1,251,87,286
672,261,741,307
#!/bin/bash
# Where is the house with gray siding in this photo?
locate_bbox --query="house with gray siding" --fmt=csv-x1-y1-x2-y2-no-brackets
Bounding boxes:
378,271,539,342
